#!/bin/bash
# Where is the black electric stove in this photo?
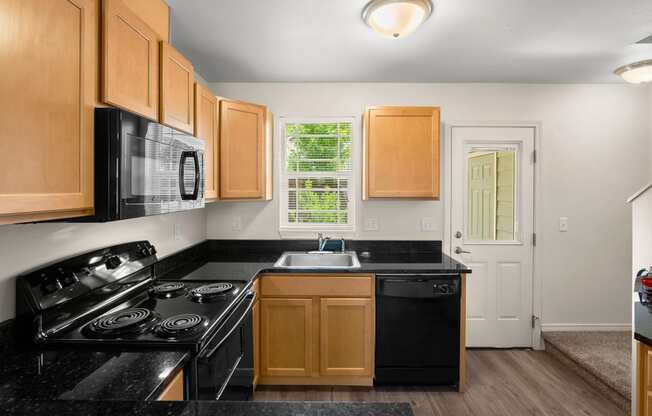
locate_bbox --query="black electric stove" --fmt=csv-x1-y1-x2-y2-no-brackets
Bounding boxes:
15,241,255,400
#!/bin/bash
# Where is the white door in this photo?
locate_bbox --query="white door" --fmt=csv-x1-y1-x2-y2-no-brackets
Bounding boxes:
450,126,535,348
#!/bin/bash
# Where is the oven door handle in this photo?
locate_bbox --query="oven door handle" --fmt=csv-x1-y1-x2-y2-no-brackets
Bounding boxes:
198,292,257,361
179,151,200,200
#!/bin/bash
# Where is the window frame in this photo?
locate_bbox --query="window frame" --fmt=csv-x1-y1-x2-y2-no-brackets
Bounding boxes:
278,117,357,233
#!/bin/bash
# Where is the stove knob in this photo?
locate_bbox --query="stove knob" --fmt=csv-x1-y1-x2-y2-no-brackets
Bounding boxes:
439,284,449,294
41,276,61,294
148,246,157,256
105,256,122,270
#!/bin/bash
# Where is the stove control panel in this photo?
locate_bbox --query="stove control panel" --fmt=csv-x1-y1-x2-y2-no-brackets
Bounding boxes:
16,241,159,311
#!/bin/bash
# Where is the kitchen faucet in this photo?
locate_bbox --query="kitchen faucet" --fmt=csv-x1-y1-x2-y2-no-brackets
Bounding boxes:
317,233,345,252
317,233,329,251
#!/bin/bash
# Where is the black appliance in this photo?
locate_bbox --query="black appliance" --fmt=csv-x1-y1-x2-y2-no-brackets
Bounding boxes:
91,108,204,222
15,241,254,400
375,274,461,387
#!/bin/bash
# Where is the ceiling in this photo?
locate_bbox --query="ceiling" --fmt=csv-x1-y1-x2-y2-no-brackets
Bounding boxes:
167,0,652,83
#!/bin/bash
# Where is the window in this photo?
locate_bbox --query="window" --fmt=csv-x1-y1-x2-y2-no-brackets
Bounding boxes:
280,118,355,231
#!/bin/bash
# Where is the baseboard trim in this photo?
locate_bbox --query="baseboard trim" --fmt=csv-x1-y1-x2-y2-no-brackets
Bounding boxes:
542,323,631,332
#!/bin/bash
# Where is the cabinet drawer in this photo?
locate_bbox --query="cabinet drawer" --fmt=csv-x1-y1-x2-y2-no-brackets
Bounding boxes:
260,274,373,297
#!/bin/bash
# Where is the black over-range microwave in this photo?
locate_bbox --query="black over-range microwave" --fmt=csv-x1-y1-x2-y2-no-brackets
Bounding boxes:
90,108,204,221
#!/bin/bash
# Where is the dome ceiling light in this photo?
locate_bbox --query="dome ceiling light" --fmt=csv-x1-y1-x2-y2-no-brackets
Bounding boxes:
614,59,652,84
362,0,433,39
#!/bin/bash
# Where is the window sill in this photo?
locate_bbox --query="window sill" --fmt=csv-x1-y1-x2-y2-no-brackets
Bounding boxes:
279,226,355,240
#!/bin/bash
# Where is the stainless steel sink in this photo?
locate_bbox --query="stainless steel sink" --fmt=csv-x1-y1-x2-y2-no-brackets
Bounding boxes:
274,251,361,269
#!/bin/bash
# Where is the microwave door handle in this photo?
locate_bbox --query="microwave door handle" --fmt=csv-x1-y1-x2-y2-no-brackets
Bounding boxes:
198,292,257,361
191,151,200,200
179,151,194,200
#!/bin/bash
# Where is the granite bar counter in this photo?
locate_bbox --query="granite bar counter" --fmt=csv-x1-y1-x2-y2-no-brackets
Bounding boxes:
634,300,652,346
5,400,413,416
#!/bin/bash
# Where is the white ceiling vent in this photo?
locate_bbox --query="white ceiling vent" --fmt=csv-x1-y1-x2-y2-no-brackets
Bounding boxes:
636,35,652,44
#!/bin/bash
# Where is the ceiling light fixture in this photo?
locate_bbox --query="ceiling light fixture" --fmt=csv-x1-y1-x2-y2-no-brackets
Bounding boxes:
362,0,433,39
614,59,652,84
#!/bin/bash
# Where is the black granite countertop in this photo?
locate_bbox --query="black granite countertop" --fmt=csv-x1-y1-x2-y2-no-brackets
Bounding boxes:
0,239,454,415
0,346,189,401
634,300,652,345
5,400,413,416
157,239,471,285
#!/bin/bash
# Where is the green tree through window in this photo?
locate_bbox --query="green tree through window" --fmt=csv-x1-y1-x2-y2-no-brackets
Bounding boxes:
284,121,353,227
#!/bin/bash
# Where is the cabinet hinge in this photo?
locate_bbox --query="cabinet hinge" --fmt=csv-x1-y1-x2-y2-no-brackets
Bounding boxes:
532,233,537,246
532,150,537,163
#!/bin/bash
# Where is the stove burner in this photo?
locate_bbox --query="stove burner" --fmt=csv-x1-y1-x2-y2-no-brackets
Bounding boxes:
85,308,159,337
189,283,235,302
155,314,207,339
149,282,186,298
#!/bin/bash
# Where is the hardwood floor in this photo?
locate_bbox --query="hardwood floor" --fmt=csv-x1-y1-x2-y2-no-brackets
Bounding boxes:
253,349,627,416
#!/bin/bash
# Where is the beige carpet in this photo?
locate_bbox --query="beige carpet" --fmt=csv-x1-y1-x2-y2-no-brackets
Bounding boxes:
543,331,631,400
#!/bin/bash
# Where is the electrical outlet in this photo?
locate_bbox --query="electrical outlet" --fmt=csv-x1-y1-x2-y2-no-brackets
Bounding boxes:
421,217,435,232
232,216,242,231
364,218,379,231
173,224,182,240
559,217,568,232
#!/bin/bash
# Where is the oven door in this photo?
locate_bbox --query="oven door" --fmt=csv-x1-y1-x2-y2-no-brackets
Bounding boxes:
192,292,255,401
119,112,204,219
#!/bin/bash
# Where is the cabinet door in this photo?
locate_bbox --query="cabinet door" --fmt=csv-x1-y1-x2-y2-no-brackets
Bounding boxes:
122,0,169,41
364,106,440,199
260,298,313,377
219,100,269,199
194,83,218,199
320,298,373,376
160,42,194,134
0,0,95,224
252,300,260,387
102,0,159,121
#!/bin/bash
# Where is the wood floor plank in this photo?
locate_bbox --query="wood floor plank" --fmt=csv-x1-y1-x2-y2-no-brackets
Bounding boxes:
253,350,627,416
427,391,475,416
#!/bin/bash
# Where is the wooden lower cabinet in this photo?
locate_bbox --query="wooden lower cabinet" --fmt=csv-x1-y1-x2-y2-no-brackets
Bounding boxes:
638,341,652,415
256,274,374,386
157,369,184,401
260,298,313,377
320,298,373,377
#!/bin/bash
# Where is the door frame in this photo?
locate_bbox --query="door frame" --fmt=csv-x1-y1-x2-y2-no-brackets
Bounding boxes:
443,121,543,349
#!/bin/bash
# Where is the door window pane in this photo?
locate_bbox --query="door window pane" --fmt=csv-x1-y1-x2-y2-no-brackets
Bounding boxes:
467,149,516,241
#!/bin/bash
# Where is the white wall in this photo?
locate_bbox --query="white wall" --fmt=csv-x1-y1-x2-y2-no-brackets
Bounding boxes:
0,209,206,322
206,82,649,327
649,84,652,179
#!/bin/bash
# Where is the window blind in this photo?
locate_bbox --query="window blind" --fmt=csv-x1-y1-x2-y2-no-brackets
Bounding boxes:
280,120,354,230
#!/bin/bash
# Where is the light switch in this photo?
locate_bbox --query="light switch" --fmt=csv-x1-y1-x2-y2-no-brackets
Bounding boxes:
364,218,379,231
559,217,568,232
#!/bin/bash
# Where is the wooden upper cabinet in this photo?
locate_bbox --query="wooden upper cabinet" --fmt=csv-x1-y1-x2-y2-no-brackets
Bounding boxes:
320,298,373,377
364,106,441,199
194,83,218,199
122,0,169,41
219,100,272,200
160,42,194,134
102,0,160,121
0,0,96,224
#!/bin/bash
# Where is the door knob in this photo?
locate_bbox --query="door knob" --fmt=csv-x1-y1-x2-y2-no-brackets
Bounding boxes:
454,231,462,239
454,246,471,255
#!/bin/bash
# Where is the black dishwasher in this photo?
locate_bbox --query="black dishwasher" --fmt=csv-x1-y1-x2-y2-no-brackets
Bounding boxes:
375,274,461,387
